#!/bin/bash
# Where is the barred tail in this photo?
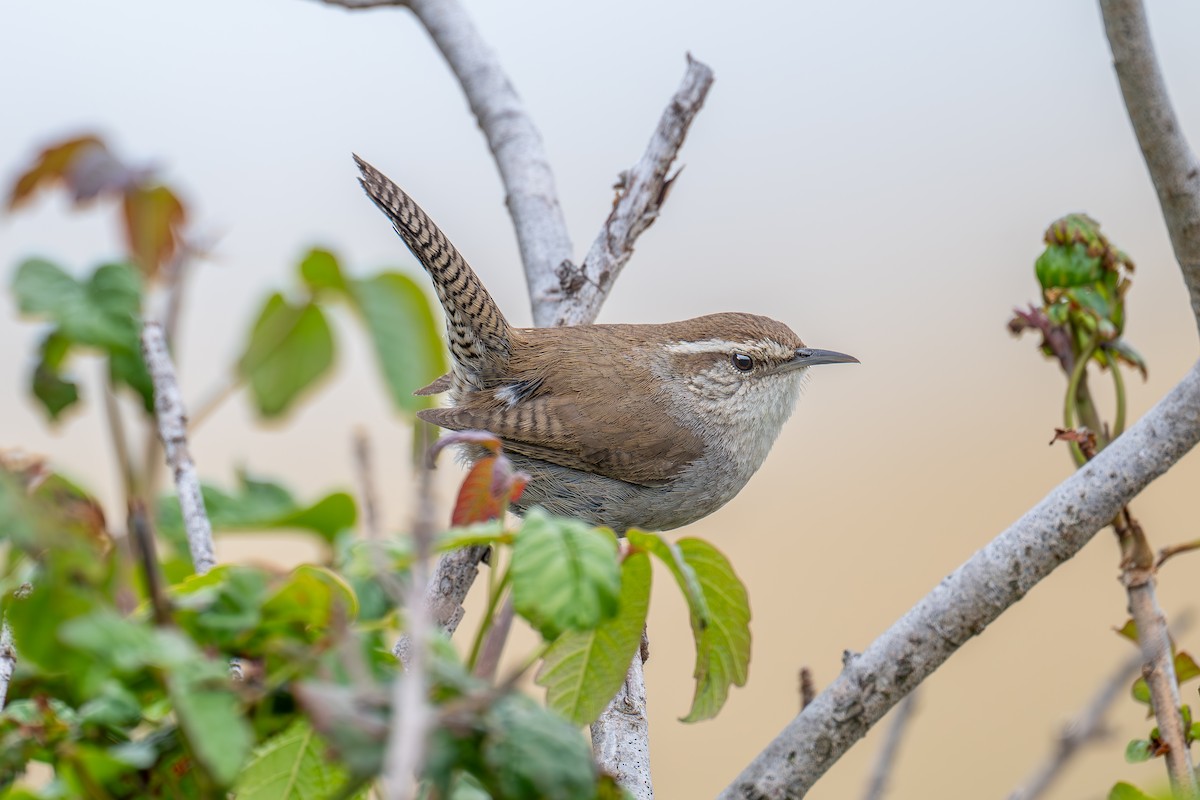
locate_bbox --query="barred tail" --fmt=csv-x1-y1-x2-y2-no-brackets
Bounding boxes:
354,154,511,386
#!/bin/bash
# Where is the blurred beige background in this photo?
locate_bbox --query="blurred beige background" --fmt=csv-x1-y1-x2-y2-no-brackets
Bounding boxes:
5,1,1200,797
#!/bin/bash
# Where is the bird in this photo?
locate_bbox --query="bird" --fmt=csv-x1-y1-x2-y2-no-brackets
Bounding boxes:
354,155,856,533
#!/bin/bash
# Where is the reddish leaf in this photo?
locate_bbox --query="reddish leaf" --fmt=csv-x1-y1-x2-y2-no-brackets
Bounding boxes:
7,135,140,209
452,456,507,526
122,184,186,279
430,430,529,526
450,455,528,526
1050,427,1096,447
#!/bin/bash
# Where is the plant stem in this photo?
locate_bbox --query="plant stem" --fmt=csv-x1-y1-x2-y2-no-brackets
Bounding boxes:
1111,353,1128,438
1064,334,1100,466
467,567,511,672
102,370,139,502
188,374,241,432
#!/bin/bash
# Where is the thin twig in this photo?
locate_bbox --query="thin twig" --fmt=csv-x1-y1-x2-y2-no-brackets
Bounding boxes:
101,369,138,502
719,360,1200,799
592,648,652,800
187,374,240,433
161,238,196,353
143,241,194,500
553,56,714,327
1009,611,1195,800
799,667,816,711
1117,510,1197,797
128,500,172,627
472,596,514,682
140,321,216,575
353,427,382,540
319,0,406,8
1157,538,1200,569
860,691,920,800
0,620,15,711
382,453,438,799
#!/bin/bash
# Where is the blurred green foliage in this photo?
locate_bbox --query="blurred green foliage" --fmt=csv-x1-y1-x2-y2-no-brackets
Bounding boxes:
1,134,753,798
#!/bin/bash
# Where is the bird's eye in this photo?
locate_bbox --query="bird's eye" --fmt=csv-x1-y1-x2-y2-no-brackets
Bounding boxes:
731,353,754,372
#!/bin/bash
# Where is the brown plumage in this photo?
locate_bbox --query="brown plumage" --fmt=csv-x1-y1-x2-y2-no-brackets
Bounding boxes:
354,156,856,531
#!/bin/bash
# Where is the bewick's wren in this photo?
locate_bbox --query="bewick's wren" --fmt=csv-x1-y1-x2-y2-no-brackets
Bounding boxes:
355,155,856,532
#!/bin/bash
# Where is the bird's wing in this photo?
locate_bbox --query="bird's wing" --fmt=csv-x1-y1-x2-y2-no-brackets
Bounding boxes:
418,393,703,488
415,373,453,396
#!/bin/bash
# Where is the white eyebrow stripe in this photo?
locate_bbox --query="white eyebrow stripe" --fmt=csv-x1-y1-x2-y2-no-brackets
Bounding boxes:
665,339,748,355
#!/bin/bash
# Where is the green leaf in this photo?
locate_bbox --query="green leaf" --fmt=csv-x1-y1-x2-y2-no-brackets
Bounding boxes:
625,530,708,631
626,531,751,722
436,521,510,552
298,248,347,294
511,509,620,640
1132,677,1151,706
157,474,356,551
1116,619,1138,642
292,681,387,779
12,260,151,415
1175,651,1200,684
446,773,494,800
1104,782,1161,800
238,293,334,417
675,537,752,722
260,565,360,639
59,610,197,673
1036,242,1102,290
537,551,652,725
234,720,362,800
167,658,253,787
31,332,79,419
1108,781,1157,799
482,694,597,800
1111,337,1149,379
13,258,88,317
271,493,358,543
77,680,142,729
1124,738,1153,763
108,344,154,413
170,565,270,647
346,271,447,414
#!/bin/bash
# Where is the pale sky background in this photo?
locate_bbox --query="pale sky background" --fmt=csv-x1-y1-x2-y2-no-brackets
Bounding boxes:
5,1,1200,797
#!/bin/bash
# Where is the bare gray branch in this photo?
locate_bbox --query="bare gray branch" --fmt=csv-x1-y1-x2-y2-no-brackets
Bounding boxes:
1010,611,1194,800
403,0,575,323
720,360,1200,798
141,321,216,575
592,650,652,800
1125,576,1197,795
0,621,15,711
1100,0,1200,333
551,57,714,328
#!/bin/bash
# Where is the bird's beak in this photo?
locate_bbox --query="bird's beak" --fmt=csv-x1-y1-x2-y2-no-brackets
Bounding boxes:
779,347,859,373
